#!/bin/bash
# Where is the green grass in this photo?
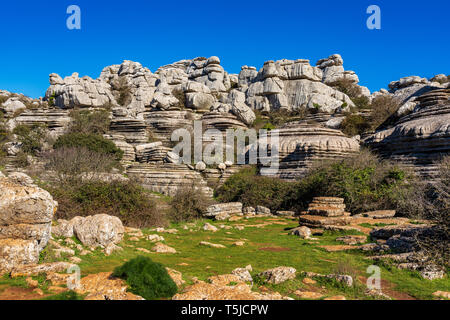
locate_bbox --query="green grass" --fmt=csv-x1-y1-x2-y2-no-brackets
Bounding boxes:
72,216,449,300
41,291,85,300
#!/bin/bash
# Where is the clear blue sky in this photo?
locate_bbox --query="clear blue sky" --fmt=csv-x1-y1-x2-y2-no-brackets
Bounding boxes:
0,0,448,98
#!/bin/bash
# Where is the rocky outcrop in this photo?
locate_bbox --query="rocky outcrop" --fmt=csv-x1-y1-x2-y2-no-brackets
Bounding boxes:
0,173,57,272
241,58,355,114
45,73,115,109
205,202,243,220
126,163,212,197
0,173,56,250
258,266,297,284
72,214,124,248
173,280,288,300
298,197,352,228
365,88,450,179
316,54,360,85
264,123,360,179
12,108,72,137
75,272,144,300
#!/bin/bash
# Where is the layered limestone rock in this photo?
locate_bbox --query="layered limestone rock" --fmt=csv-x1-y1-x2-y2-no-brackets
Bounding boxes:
382,76,448,115
45,73,115,109
264,122,360,179
144,110,195,144
316,54,359,85
365,88,450,178
103,134,135,162
298,197,352,228
135,142,172,163
205,202,243,220
100,60,158,117
0,173,57,272
11,108,72,137
109,118,148,145
241,57,355,113
126,163,212,197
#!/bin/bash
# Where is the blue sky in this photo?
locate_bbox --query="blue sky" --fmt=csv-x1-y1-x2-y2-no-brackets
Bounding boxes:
0,0,448,98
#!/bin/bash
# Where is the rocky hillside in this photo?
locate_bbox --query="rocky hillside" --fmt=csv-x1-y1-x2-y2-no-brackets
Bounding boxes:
1,54,448,195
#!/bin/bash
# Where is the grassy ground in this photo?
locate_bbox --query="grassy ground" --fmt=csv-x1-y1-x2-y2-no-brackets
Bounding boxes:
1,216,448,300
72,216,449,300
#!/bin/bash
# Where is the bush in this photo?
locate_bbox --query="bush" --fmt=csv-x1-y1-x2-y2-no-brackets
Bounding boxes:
369,95,400,130
215,151,421,216
169,182,213,222
340,114,370,136
296,149,419,215
111,77,132,106
69,109,111,135
113,256,177,300
42,291,84,300
44,147,121,184
54,133,123,160
12,124,46,155
46,179,165,228
414,156,450,268
215,166,297,212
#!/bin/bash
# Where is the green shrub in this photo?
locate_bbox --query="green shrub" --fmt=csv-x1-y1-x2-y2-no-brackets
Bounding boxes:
42,291,84,300
54,133,123,160
295,150,419,215
44,147,122,184
169,182,213,222
111,78,132,106
113,256,177,300
215,166,297,212
12,124,46,155
340,114,370,136
368,95,400,130
46,179,165,228
69,109,111,134
215,151,421,216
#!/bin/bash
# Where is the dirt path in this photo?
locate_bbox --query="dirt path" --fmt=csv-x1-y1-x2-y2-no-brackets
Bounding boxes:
358,276,416,300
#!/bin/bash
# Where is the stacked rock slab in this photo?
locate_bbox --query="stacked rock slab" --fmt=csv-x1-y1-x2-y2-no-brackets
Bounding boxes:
264,122,360,180
205,203,243,220
12,108,72,137
0,173,57,272
365,88,450,179
126,163,212,197
298,197,352,228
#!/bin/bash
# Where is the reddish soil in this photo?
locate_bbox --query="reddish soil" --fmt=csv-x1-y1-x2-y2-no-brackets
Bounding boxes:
358,276,416,300
0,286,49,300
259,247,291,252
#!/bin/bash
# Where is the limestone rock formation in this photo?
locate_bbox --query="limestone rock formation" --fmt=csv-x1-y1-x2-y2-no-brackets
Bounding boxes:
45,73,115,109
263,123,360,179
126,163,212,197
205,202,243,220
365,88,450,178
258,266,297,284
0,173,56,250
73,214,124,248
0,173,57,272
298,197,352,228
240,58,355,113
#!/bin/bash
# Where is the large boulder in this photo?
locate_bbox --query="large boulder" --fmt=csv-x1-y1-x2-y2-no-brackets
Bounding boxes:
0,173,57,250
73,214,124,248
0,239,40,272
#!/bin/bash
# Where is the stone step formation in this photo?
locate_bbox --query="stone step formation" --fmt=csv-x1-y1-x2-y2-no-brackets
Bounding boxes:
298,197,352,228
